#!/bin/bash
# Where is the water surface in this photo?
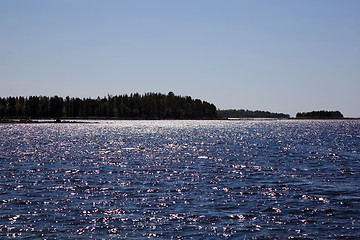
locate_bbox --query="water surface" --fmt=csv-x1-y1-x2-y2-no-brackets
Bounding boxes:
1,120,360,239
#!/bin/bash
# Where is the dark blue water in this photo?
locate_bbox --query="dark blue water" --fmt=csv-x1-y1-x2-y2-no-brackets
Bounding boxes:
1,120,360,239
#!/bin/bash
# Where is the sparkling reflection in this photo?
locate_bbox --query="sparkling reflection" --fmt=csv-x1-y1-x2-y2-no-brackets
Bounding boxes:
0,120,360,238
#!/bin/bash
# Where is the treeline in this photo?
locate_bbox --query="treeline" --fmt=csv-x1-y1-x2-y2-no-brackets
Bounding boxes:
296,111,343,119
0,92,218,119
218,109,290,119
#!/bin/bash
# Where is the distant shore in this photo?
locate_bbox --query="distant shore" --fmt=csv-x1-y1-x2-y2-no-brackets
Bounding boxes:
1,117,359,124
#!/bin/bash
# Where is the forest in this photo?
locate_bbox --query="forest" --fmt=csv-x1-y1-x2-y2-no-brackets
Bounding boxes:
296,111,344,119
0,92,218,120
218,109,290,119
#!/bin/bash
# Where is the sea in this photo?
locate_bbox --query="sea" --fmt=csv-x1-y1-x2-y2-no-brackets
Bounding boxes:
0,120,359,239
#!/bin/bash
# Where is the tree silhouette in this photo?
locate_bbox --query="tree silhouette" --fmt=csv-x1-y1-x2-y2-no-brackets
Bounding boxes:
0,92,218,120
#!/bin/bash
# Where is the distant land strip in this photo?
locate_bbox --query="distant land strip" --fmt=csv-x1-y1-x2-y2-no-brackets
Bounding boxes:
0,93,350,121
218,109,290,119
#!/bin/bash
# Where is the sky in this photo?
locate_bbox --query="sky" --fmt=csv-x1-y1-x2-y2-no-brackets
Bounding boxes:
1,1,360,117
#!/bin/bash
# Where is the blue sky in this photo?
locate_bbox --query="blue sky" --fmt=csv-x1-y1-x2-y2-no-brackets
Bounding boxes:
1,0,359,117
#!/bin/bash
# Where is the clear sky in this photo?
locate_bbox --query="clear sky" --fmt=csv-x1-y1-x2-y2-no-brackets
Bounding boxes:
1,0,360,117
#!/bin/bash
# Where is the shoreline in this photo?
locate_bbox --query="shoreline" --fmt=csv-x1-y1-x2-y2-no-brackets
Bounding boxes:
0,119,97,124
1,117,359,124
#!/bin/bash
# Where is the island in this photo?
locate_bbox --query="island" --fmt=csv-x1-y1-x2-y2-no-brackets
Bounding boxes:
296,111,344,119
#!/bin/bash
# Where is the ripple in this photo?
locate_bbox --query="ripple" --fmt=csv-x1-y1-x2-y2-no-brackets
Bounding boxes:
1,120,360,238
